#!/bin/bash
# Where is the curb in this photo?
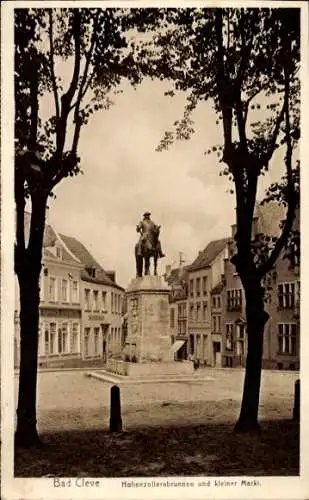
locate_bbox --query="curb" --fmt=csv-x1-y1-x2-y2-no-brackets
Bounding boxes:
85,370,216,385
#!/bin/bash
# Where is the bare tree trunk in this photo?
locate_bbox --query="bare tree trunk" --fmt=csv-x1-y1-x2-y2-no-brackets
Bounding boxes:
234,281,269,432
15,272,41,446
15,194,47,447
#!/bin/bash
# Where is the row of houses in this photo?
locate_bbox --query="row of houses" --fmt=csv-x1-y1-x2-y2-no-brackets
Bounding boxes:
14,215,125,368
14,202,300,371
167,203,300,370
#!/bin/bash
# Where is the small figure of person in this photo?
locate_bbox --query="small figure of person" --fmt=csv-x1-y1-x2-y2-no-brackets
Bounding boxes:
136,212,165,258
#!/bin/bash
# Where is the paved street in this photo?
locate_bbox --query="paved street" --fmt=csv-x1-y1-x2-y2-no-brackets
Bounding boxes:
15,368,298,433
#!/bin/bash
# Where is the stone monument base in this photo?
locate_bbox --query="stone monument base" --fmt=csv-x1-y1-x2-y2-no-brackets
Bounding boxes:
124,275,172,362
106,358,194,378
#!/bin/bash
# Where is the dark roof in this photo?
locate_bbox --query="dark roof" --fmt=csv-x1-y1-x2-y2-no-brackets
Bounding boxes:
166,266,189,287
60,234,123,290
188,237,231,272
211,282,224,295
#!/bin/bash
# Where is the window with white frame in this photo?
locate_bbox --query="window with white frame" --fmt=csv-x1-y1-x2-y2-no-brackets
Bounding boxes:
84,327,90,356
71,280,79,303
93,290,99,311
235,324,246,356
212,295,221,308
212,315,217,332
58,323,69,353
49,277,57,302
189,279,194,297
226,323,234,351
278,323,297,355
111,293,114,313
39,273,44,302
203,302,208,320
196,302,201,321
227,289,242,311
49,322,56,354
102,291,107,311
71,323,80,353
44,324,49,355
84,289,91,310
94,327,100,355
278,282,296,309
61,279,69,303
213,315,221,333
202,276,207,295
189,303,194,320
196,277,201,296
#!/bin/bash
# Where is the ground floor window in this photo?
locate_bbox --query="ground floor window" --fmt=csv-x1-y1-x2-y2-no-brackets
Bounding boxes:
40,320,81,356
203,335,208,361
49,322,56,354
189,334,194,355
84,327,90,356
278,323,297,355
71,323,80,353
196,334,201,359
226,324,234,351
94,327,100,355
58,322,69,353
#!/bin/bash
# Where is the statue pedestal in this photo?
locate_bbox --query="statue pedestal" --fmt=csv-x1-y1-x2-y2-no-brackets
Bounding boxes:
124,275,171,362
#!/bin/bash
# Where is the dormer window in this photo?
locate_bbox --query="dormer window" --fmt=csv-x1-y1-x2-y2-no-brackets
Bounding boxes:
56,247,61,259
86,267,96,278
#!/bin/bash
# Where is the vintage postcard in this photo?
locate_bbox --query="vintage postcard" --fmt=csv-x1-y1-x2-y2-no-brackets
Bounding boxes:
1,0,309,499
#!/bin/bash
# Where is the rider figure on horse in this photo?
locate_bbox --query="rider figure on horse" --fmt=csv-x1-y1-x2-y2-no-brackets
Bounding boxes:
136,212,165,258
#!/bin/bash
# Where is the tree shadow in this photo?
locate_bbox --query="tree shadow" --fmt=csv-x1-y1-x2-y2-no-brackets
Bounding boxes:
15,419,299,478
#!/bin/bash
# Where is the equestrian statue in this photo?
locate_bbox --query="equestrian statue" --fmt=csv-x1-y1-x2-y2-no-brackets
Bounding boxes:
135,211,165,277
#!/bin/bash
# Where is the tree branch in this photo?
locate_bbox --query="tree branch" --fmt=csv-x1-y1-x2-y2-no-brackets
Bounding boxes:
235,97,247,152
258,43,296,279
29,53,39,151
48,10,60,123
236,10,253,89
263,99,285,165
69,71,95,111
62,11,81,107
56,10,81,159
215,10,233,156
69,17,98,112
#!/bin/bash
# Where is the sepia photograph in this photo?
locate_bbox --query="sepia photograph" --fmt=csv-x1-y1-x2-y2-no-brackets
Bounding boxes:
1,1,308,499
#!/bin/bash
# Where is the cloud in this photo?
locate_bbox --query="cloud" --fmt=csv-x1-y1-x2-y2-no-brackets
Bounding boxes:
48,79,283,287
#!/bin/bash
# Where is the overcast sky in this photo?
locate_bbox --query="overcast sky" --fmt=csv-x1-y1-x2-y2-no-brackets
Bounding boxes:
40,75,285,288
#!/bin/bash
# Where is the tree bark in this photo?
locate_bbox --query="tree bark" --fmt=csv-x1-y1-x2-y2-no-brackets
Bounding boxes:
15,194,47,447
234,281,269,432
15,273,41,446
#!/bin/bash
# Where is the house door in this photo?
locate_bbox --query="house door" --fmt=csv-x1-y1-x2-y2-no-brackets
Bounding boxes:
101,324,108,363
213,342,221,367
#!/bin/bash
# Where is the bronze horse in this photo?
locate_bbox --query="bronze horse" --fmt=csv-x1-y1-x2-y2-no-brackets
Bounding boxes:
135,225,161,277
